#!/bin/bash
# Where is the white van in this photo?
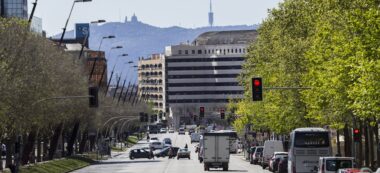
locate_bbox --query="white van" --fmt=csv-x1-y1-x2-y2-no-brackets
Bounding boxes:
260,140,284,169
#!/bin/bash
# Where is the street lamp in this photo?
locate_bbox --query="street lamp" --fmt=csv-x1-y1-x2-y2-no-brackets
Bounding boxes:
105,54,128,96
89,35,115,81
59,0,92,46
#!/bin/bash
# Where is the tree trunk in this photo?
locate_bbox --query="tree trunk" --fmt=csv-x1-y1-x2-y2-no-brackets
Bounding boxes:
364,122,370,167
48,123,63,160
337,129,341,156
374,122,379,168
358,122,363,167
67,122,80,156
61,130,65,157
5,136,15,168
21,130,37,165
79,129,88,154
42,137,49,161
36,137,42,162
344,125,352,157
369,123,375,169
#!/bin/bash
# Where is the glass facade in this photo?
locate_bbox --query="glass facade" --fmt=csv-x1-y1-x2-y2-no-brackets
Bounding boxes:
3,0,28,19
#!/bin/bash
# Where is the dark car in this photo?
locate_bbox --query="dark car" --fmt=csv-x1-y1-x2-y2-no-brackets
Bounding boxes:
277,156,288,173
154,147,179,157
249,147,256,164
251,146,263,165
177,148,190,159
129,149,152,160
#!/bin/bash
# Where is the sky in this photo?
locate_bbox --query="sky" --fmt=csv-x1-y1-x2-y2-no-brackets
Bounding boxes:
29,0,283,36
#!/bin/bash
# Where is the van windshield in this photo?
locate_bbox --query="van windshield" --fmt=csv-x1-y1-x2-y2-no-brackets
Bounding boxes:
326,160,353,171
294,132,329,147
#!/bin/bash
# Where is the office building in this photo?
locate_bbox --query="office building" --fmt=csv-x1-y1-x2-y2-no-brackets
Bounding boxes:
138,54,166,121
1,0,28,19
165,30,257,128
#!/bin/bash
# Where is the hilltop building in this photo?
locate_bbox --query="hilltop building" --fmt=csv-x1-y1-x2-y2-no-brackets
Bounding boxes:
164,30,258,128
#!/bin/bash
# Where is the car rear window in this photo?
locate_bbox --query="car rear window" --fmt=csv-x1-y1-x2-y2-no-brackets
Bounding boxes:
256,147,263,153
326,160,353,171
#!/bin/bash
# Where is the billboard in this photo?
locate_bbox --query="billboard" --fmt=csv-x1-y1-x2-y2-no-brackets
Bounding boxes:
75,23,90,39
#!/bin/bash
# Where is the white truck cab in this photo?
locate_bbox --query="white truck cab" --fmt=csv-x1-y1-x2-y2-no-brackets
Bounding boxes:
318,157,354,173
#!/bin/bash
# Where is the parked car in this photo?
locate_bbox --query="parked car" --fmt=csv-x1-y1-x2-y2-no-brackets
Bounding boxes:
129,149,152,160
160,128,167,133
178,128,186,135
154,147,180,158
269,152,288,172
249,147,257,164
260,140,284,169
251,146,264,165
188,128,195,135
149,141,164,149
318,157,354,173
168,128,175,133
277,155,288,173
177,148,191,159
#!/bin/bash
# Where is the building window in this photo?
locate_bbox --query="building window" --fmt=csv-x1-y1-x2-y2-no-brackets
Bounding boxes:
192,50,195,54
239,49,242,53
185,50,188,54
198,50,202,54
178,50,182,54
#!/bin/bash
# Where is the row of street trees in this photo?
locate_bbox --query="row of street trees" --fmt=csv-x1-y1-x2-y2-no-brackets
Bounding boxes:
0,18,150,170
230,0,380,168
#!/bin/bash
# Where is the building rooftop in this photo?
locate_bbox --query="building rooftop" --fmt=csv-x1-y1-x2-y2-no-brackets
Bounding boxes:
193,30,258,45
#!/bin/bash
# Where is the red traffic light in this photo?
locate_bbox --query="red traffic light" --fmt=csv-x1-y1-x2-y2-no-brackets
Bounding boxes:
253,79,261,87
354,129,360,134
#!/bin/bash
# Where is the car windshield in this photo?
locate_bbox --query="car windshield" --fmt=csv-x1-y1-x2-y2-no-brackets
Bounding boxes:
326,160,353,171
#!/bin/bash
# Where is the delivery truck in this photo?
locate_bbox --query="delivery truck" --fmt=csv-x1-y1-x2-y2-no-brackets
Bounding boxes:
202,132,230,171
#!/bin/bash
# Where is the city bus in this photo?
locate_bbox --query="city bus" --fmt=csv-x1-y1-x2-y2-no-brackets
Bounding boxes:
217,130,239,153
288,128,332,173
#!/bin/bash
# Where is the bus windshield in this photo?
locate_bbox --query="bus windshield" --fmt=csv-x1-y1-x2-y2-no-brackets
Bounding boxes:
294,132,329,148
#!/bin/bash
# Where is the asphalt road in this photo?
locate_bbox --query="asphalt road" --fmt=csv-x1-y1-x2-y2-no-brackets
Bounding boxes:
72,132,271,173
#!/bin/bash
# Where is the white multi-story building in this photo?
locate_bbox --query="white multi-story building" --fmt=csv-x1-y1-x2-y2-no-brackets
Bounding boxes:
138,54,166,121
164,30,257,128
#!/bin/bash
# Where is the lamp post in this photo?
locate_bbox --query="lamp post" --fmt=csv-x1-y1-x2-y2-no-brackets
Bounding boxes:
98,47,124,89
89,35,115,81
105,54,128,95
59,0,92,46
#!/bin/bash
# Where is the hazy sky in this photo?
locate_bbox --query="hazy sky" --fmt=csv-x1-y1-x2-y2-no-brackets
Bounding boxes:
29,0,282,36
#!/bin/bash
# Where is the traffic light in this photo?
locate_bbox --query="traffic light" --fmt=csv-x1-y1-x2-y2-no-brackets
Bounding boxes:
353,128,361,142
252,77,263,101
220,109,225,119
89,87,99,107
200,107,205,118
